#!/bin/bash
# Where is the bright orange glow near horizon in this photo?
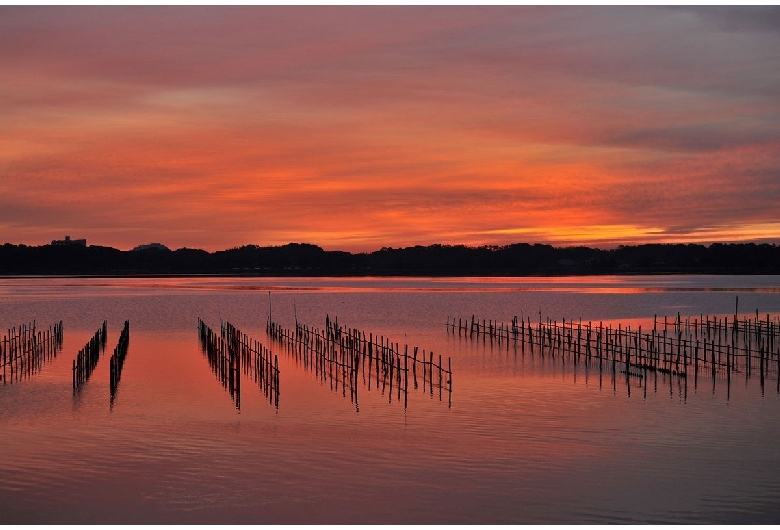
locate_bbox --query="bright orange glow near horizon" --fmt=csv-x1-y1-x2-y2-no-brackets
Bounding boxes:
1,6,779,252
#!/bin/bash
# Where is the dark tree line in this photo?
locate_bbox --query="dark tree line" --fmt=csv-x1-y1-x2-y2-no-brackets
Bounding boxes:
0,241,778,276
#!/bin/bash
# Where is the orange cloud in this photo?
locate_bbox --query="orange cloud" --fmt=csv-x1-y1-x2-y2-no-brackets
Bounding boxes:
1,7,779,251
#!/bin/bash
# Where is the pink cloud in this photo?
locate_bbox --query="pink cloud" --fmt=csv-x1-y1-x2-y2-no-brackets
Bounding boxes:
1,7,779,251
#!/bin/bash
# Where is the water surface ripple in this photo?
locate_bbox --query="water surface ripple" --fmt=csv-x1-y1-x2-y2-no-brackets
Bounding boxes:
1,275,779,523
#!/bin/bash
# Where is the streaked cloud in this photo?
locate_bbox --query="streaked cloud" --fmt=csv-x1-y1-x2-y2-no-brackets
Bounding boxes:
1,6,778,251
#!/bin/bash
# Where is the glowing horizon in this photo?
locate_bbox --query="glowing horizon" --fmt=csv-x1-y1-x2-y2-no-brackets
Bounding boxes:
2,6,779,253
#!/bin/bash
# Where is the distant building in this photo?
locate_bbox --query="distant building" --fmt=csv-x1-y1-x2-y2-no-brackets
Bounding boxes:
132,242,170,252
51,235,86,246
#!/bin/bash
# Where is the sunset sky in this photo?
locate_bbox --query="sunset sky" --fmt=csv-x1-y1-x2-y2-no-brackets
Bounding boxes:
1,6,779,252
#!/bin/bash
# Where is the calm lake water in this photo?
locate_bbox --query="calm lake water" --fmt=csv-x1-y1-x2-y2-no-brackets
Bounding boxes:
1,275,779,524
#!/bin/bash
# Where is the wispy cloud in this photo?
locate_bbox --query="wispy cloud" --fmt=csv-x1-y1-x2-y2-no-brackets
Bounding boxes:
1,7,778,251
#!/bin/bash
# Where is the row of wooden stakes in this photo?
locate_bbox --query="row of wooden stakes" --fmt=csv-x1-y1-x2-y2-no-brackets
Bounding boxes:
267,314,452,409
2,320,63,384
268,319,365,408
72,321,107,392
650,310,778,356
449,308,779,358
197,318,280,409
221,319,279,408
448,311,780,398
109,320,130,403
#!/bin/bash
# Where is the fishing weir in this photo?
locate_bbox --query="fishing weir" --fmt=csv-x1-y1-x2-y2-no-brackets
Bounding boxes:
267,314,452,410
224,320,279,408
72,321,107,392
109,320,130,405
1,320,63,384
197,318,279,409
448,308,780,400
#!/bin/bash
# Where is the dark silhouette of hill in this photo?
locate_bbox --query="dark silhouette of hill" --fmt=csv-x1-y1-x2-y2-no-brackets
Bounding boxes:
0,241,778,276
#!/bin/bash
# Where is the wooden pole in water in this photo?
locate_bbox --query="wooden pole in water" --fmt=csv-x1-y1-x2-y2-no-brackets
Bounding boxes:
404,344,408,392
429,350,434,390
439,353,442,389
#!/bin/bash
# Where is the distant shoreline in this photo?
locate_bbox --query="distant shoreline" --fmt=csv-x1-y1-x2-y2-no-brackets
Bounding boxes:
2,271,780,279
1,241,778,276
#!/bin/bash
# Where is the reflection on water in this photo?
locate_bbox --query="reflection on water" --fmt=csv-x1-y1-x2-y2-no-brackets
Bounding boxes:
267,316,453,412
72,321,107,394
109,320,130,407
196,318,280,410
3,274,780,297
447,310,780,402
1,276,780,523
1,320,63,385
